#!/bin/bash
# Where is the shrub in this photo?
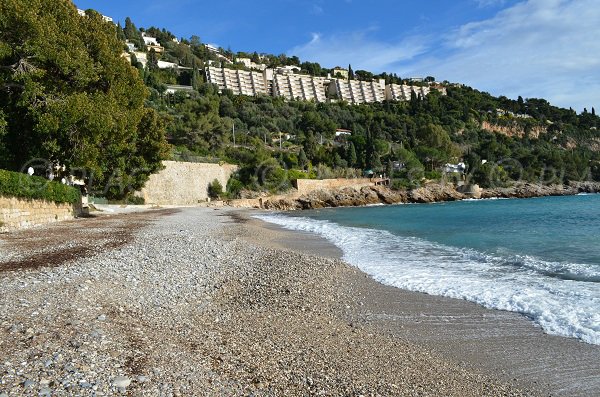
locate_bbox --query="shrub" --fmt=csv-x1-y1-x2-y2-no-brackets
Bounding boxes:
0,169,80,204
225,177,244,199
208,179,223,199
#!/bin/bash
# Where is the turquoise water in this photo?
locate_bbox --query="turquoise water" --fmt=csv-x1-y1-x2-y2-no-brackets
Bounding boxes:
257,195,600,344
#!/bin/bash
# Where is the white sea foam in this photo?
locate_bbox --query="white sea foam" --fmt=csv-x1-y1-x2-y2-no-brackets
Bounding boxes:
256,213,600,345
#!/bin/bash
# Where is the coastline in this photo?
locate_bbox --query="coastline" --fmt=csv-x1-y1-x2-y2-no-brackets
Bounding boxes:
236,181,600,210
0,207,532,396
238,209,600,396
1,206,598,395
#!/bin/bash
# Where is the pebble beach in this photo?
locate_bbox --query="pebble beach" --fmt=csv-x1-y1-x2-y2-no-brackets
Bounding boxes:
0,207,560,395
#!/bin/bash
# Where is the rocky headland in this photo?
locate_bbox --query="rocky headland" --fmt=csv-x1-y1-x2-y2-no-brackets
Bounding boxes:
260,181,600,210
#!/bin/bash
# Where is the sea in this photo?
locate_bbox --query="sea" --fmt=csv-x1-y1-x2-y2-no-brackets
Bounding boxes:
256,194,600,345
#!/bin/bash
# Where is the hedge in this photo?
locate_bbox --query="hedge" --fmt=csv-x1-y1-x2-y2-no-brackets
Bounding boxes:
0,169,81,204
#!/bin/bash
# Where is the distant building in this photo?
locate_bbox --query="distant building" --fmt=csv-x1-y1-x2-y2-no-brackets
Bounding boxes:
165,85,195,95
206,44,219,53
331,67,349,79
133,51,147,68
77,8,113,23
236,57,267,71
205,66,270,96
158,60,178,69
142,34,164,53
444,162,466,174
272,74,328,102
385,84,431,101
334,129,352,145
328,79,386,104
275,65,301,75
142,34,159,47
125,41,137,53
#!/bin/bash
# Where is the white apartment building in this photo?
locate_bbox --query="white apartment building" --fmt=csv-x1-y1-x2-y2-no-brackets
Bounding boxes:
205,67,269,96
77,8,113,23
328,79,386,104
236,57,267,71
206,66,446,104
385,84,447,101
272,74,328,102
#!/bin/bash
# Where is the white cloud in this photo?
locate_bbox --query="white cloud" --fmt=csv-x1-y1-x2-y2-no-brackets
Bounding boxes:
289,28,429,72
289,0,600,111
412,0,600,110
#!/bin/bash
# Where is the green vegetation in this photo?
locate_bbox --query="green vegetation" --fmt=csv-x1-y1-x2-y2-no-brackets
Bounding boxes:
121,19,600,195
0,0,169,199
207,178,223,199
0,169,80,204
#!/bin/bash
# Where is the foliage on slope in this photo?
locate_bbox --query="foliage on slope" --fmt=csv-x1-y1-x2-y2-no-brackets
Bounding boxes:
0,0,169,198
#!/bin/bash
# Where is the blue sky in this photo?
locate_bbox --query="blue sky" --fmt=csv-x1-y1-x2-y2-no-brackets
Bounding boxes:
74,0,599,112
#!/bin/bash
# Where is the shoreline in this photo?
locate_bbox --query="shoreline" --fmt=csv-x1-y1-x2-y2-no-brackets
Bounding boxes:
233,181,600,210
238,208,600,396
1,206,598,395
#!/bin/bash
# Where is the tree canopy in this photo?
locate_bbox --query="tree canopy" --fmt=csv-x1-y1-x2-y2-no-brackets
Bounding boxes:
0,0,168,197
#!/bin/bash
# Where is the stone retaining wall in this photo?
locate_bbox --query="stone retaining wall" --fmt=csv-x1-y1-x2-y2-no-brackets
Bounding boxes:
136,161,238,205
0,196,77,232
293,178,375,195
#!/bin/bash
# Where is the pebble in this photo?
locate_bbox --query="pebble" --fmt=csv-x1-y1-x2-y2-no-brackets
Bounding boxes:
0,208,534,397
112,376,131,388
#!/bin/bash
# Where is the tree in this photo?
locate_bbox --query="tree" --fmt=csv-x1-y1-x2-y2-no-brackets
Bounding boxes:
347,142,357,167
0,0,168,197
348,64,354,80
298,148,308,170
124,16,144,51
147,48,159,71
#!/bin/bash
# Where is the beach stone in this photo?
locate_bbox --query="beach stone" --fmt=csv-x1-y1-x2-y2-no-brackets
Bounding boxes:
23,379,36,388
112,376,131,388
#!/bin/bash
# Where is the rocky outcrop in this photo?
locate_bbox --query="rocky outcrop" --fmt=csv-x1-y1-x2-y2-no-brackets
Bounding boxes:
259,181,600,211
263,186,407,210
481,182,600,199
408,184,466,203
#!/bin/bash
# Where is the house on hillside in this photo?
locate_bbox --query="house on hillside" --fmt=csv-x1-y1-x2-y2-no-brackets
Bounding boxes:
332,67,349,79
334,129,352,145
142,33,164,53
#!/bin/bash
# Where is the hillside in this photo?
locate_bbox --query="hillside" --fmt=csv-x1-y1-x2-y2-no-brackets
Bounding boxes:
2,3,600,199
125,19,600,196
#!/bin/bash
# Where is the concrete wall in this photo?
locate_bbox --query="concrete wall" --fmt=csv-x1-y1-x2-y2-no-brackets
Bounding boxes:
0,196,77,232
294,178,375,195
137,161,238,205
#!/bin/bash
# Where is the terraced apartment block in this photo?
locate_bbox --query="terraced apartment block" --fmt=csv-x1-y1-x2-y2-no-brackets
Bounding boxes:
273,74,328,102
205,66,445,105
328,79,386,104
206,67,270,96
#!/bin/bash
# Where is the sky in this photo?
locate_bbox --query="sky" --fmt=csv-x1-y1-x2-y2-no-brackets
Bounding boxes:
74,0,599,112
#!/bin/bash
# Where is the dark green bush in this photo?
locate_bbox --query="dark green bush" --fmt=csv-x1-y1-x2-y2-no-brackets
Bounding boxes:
208,178,223,199
0,169,80,204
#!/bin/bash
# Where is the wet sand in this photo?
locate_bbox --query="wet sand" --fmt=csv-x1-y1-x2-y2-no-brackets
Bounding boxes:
238,210,600,397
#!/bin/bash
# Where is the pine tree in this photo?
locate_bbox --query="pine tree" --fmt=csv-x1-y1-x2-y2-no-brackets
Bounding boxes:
0,0,168,196
298,148,308,170
347,142,357,167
